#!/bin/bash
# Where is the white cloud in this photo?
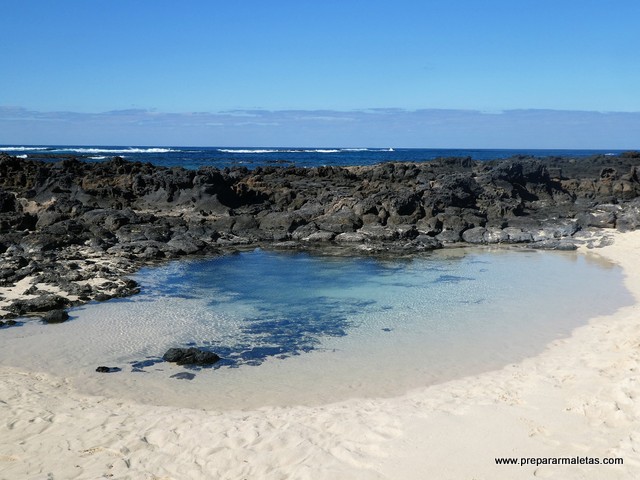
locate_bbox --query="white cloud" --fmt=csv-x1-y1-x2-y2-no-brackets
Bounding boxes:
0,106,638,149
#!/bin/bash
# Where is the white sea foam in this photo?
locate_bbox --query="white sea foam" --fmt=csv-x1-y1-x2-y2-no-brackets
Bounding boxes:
341,148,394,152
0,146,50,151
16,154,28,159
2,146,179,154
218,149,282,154
219,148,343,154
89,156,107,160
55,147,179,154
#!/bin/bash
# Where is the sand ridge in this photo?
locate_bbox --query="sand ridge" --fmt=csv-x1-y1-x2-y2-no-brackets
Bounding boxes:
1,230,640,479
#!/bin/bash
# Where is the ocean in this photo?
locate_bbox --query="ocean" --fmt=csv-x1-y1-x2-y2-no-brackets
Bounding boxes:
0,145,626,170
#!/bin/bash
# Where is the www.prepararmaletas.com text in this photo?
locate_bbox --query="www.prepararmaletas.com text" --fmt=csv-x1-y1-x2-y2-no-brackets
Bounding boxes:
495,456,623,467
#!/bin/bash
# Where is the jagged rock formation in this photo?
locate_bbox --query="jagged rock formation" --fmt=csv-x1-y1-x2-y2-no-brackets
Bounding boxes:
1,151,640,319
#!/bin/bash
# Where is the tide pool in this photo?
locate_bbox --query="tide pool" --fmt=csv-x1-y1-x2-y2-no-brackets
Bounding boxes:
0,247,631,409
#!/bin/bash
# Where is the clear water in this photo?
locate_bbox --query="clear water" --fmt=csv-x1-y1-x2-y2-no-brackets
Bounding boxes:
0,247,632,409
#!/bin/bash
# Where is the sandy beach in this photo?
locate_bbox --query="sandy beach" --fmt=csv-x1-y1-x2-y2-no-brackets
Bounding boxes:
1,230,639,479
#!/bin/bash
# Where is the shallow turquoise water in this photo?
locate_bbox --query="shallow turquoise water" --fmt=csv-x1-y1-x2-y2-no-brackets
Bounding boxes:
126,247,630,368
0,247,632,408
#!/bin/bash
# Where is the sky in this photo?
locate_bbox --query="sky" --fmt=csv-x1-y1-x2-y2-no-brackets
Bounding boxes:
1,0,639,148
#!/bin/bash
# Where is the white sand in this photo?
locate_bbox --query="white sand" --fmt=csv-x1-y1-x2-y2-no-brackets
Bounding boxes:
1,230,639,479
0,246,133,317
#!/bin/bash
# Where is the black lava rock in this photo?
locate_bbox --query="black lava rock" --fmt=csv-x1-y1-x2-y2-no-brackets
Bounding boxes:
163,347,221,366
41,309,69,324
2,152,640,324
95,366,121,373
10,295,69,315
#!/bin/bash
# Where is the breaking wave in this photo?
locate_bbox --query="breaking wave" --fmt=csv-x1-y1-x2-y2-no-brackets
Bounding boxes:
0,146,52,151
53,147,179,154
1,146,179,154
218,149,283,154
217,148,383,154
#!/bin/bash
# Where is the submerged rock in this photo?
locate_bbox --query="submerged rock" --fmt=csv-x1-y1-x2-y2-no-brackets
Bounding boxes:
95,366,122,373
163,347,221,366
41,309,69,324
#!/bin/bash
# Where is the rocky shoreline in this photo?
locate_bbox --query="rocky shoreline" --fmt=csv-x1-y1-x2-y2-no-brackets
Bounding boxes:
1,151,640,322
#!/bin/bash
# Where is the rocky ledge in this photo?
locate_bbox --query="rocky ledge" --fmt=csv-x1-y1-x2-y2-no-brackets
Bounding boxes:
1,151,640,320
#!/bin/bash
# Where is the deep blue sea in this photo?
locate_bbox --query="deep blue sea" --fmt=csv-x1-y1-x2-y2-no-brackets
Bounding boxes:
0,145,625,170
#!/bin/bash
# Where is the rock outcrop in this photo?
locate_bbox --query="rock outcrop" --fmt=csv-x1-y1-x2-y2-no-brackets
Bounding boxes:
1,151,640,319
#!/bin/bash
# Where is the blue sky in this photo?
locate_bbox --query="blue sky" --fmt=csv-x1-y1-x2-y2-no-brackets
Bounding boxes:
1,0,639,148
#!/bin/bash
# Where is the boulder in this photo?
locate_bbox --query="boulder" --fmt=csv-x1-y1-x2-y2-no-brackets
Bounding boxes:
483,227,509,244
462,227,486,244
357,224,398,241
230,214,259,235
617,202,640,232
438,213,468,237
0,189,17,213
531,220,579,241
503,227,534,243
9,294,69,315
415,216,442,236
41,309,69,324
163,347,221,366
414,235,442,249
576,210,616,229
436,229,462,243
314,209,362,233
530,239,578,251
395,224,419,239
167,235,205,254
335,232,365,243
35,211,68,229
303,231,336,242
291,223,320,240
259,211,305,233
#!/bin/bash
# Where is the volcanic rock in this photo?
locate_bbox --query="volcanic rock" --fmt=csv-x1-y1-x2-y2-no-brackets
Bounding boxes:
163,347,221,366
1,151,640,321
41,309,69,324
